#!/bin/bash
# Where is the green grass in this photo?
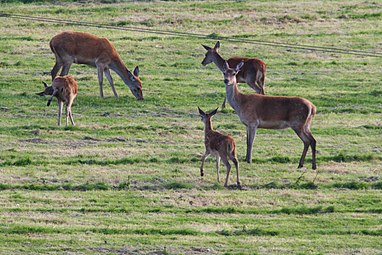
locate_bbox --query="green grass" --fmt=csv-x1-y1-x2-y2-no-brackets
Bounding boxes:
0,0,382,254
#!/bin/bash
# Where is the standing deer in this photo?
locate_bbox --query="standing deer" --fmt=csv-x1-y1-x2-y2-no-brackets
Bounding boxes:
223,61,317,169
49,31,143,100
198,107,240,187
36,75,78,127
202,41,266,108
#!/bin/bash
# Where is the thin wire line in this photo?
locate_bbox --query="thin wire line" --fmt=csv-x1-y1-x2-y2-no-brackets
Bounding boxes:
1,12,381,58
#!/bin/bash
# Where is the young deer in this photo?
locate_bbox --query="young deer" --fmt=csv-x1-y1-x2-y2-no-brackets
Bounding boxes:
36,75,78,127
223,61,317,169
198,107,240,187
202,41,266,108
49,31,143,100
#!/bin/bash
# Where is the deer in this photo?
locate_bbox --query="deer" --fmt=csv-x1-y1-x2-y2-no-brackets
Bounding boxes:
201,41,266,108
49,31,143,100
36,75,78,127
198,107,240,188
222,61,317,170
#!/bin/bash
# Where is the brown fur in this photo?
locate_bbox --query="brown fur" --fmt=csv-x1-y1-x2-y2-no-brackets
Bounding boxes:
202,41,266,108
223,61,317,169
36,76,78,127
49,31,143,100
198,107,240,187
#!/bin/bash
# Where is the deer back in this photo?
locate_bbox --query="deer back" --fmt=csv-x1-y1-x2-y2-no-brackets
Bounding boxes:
206,130,236,154
50,31,120,64
236,93,315,129
227,57,266,82
52,76,78,102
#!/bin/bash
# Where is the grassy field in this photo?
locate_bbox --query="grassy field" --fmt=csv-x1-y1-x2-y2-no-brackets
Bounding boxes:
0,0,381,254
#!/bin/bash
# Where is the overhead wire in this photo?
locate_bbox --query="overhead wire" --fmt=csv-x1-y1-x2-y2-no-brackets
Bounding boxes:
1,12,381,58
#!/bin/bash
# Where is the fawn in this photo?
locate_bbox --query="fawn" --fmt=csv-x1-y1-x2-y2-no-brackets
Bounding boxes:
36,75,78,127
198,107,240,187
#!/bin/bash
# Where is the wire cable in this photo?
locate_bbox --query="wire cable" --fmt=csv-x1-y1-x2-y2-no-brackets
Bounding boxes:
1,12,381,58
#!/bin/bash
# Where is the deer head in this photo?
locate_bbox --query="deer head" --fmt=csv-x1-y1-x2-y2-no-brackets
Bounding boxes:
36,81,56,106
198,107,219,125
36,81,54,96
223,61,244,86
201,41,220,66
128,66,144,100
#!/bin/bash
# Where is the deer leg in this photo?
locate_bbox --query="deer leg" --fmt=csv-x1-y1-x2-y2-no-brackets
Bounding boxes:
293,129,310,169
69,107,75,126
231,156,240,187
247,73,263,94
51,61,62,80
249,81,263,94
57,100,63,127
47,89,59,107
215,155,221,183
200,152,210,177
256,71,265,95
60,63,72,76
221,157,231,187
65,105,69,127
306,130,317,170
104,68,118,97
246,126,257,163
221,96,226,109
97,65,105,98
67,99,75,126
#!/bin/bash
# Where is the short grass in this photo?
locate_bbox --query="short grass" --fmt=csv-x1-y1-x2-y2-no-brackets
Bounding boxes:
0,0,381,254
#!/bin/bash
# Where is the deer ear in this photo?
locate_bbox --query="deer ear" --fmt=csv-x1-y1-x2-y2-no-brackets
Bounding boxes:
133,66,139,77
42,81,49,88
223,61,230,72
127,70,136,81
235,61,244,72
214,41,220,51
210,107,219,116
202,44,212,51
198,107,205,116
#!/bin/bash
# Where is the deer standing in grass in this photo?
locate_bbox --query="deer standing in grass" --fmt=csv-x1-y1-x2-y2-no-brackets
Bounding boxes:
198,107,240,187
202,41,266,108
49,31,143,100
36,75,78,127
223,61,317,169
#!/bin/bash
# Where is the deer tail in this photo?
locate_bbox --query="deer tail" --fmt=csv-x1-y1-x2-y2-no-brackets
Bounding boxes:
227,142,235,157
311,104,317,116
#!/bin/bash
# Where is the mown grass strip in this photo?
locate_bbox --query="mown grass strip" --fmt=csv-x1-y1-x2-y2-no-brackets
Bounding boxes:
0,182,116,191
0,225,201,236
2,203,381,215
1,152,380,168
1,180,381,192
2,223,380,237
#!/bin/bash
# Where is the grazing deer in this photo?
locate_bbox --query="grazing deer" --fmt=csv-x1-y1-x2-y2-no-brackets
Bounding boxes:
49,31,143,100
198,107,240,187
223,61,317,169
36,75,78,127
202,41,266,108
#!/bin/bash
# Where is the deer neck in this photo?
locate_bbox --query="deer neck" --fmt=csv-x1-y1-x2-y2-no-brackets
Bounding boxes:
110,58,133,88
204,119,214,137
212,52,227,73
225,82,241,112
